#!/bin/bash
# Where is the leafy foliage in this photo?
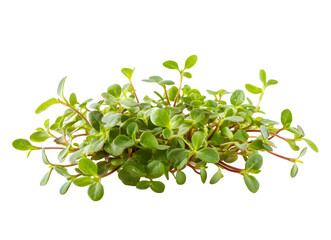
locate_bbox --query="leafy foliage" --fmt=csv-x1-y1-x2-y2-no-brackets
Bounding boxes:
12,55,317,201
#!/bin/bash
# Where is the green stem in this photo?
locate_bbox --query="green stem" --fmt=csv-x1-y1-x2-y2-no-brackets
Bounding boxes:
173,71,183,107
255,90,265,111
130,80,139,103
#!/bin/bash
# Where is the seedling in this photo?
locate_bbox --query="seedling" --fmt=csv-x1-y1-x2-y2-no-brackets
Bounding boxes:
12,55,318,200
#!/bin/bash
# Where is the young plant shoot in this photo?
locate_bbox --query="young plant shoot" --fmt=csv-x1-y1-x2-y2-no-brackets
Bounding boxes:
12,55,318,201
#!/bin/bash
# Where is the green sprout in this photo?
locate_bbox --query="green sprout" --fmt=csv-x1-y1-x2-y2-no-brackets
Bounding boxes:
12,55,318,201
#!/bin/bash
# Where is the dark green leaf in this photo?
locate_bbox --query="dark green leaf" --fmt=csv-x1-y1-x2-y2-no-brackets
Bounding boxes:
88,182,104,201
244,175,259,193
302,138,318,152
163,60,179,70
200,168,207,183
151,109,171,128
196,148,219,163
147,160,164,178
184,55,198,69
78,157,98,177
245,154,263,172
150,181,165,193
12,139,35,151
118,168,140,186
30,131,49,142
88,111,104,131
281,109,292,128
35,98,59,114
140,132,158,149
127,122,139,137
210,168,223,184
291,164,298,178
114,135,135,147
40,168,52,186
230,90,245,106
136,180,150,190
245,84,262,94
192,131,205,150
176,171,186,185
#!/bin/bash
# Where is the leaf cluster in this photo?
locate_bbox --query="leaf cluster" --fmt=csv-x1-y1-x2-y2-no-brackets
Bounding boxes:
12,55,318,201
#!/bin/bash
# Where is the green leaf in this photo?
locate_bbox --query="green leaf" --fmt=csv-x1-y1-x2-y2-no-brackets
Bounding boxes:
88,182,104,201
107,84,122,98
12,139,35,151
102,112,121,128
142,76,163,83
150,181,165,193
140,132,158,149
190,109,205,123
233,130,249,142
259,69,266,86
69,93,79,106
60,181,72,195
127,122,138,137
200,168,207,183
224,116,244,122
88,111,104,131
136,181,150,190
119,98,139,107
176,171,186,185
114,135,134,148
266,79,278,87
41,148,51,165
158,80,175,86
192,131,205,150
248,139,264,150
298,147,308,159
245,154,263,172
302,138,318,152
57,76,67,99
171,114,185,128
147,160,164,178
243,175,260,193
196,148,219,163
281,109,292,128
163,60,179,70
245,84,262,94
121,68,134,81
30,131,49,142
183,72,192,78
184,55,198,69
118,168,140,186
58,145,70,163
291,164,298,178
162,128,173,139
69,149,84,164
35,98,59,114
259,125,269,139
151,109,171,128
230,90,245,106
221,127,233,140
54,166,71,178
168,86,178,101
210,168,223,184
40,168,53,186
78,157,98,177
73,176,93,187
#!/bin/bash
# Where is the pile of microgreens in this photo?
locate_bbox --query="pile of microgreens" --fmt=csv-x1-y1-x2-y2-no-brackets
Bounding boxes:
12,55,318,201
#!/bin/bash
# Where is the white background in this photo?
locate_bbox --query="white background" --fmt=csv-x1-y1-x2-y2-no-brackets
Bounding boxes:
1,0,330,239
